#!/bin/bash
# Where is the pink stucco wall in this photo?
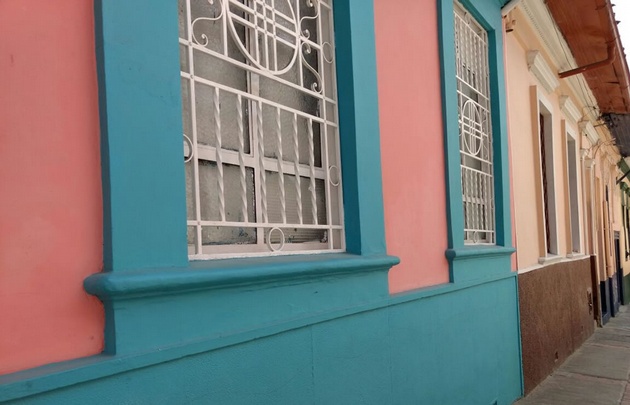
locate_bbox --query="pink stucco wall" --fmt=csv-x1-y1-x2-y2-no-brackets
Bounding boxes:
374,0,450,293
0,0,104,374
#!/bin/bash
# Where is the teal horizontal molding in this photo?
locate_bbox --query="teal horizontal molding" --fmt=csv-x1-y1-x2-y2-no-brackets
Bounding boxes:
445,246,516,261
85,254,399,300
389,269,516,305
1,271,516,403
446,245,515,284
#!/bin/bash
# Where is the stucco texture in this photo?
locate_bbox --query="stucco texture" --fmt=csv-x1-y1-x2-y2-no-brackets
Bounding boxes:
506,23,581,269
518,258,595,393
0,0,104,374
375,0,449,293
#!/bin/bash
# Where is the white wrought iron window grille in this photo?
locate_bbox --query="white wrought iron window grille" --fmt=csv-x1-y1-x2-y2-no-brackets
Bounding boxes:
179,0,345,259
454,2,496,244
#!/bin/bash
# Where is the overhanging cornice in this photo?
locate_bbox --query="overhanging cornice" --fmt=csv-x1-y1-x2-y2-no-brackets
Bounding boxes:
519,0,599,122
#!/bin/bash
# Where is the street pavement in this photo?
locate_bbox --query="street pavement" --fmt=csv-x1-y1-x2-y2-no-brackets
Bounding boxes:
515,306,630,405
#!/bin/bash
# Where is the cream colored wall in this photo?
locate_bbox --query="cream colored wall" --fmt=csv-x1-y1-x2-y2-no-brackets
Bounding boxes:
506,8,588,270
560,120,583,255
506,33,540,268
582,127,620,283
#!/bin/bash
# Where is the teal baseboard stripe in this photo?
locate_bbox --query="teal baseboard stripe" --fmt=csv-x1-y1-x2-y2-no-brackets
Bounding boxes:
389,270,517,306
1,271,518,403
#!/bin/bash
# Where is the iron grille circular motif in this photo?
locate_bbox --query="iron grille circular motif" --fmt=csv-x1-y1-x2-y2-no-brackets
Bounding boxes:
461,99,485,157
226,0,300,75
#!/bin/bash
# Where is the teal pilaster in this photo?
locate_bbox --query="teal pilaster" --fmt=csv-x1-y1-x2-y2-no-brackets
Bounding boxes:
333,0,387,256
95,0,188,272
437,0,464,249
484,4,512,248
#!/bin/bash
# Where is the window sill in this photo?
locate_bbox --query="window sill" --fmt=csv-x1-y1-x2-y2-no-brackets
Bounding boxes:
538,254,563,265
566,253,587,260
84,253,400,300
445,245,515,262
84,253,400,299
84,253,400,356
445,245,515,283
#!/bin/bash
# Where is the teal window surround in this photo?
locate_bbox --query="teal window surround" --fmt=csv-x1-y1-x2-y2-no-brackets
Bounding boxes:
89,0,397,355
438,0,515,282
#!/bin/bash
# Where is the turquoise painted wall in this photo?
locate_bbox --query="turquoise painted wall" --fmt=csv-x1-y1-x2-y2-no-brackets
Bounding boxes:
2,275,521,405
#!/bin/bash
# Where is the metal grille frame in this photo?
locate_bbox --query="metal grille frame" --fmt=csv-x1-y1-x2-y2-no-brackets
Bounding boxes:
454,2,496,245
180,0,345,259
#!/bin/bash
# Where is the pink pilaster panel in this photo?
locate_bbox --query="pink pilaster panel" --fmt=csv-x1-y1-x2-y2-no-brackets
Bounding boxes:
0,0,104,374
374,0,450,293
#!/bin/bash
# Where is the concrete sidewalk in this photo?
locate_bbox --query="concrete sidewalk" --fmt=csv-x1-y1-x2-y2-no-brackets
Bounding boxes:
515,306,630,405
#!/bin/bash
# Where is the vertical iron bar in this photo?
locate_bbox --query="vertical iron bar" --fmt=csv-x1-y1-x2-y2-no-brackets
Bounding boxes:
237,94,248,222
214,88,226,221
308,117,318,224
276,107,286,223
292,113,303,224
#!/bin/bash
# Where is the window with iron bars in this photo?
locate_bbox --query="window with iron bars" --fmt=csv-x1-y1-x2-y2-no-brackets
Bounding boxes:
179,0,344,259
454,2,495,245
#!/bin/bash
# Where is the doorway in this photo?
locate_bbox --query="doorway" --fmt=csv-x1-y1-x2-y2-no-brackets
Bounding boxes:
612,231,622,315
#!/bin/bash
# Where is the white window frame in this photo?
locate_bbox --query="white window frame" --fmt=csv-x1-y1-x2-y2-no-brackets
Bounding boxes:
565,123,582,255
535,89,559,257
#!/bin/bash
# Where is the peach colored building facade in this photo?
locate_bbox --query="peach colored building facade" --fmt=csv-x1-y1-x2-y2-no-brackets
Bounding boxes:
504,0,626,392
506,11,583,269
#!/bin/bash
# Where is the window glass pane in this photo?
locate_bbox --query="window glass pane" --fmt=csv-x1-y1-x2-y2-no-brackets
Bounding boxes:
202,226,257,246
198,162,255,222
260,105,321,166
266,172,326,224
266,227,326,245
185,160,196,220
